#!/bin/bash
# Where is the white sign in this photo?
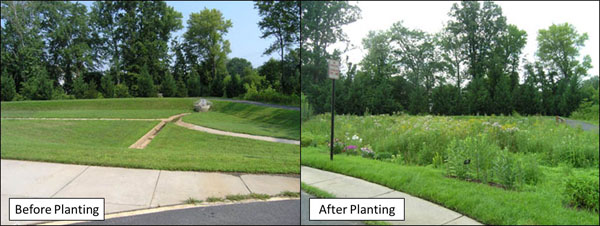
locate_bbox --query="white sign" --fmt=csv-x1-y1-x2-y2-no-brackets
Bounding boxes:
309,198,405,221
328,59,340,79
9,198,105,221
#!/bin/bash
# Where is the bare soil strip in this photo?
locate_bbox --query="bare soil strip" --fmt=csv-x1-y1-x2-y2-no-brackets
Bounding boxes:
129,113,189,149
174,114,300,145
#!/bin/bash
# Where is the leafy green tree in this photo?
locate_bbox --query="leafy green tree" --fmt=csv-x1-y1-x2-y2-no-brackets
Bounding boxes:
226,57,253,81
259,58,282,91
184,8,232,96
537,23,591,81
536,23,591,116
171,39,188,82
255,1,300,91
300,1,361,84
1,1,47,94
38,1,94,93
447,1,507,80
437,25,466,114
389,22,442,113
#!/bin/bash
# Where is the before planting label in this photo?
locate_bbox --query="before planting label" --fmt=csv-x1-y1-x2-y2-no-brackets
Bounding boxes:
309,198,405,221
9,198,104,221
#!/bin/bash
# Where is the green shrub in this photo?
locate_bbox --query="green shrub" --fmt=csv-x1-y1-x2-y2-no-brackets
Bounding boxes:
518,153,543,185
375,152,393,160
301,135,313,147
563,173,599,213
115,84,130,98
51,86,74,100
243,85,299,106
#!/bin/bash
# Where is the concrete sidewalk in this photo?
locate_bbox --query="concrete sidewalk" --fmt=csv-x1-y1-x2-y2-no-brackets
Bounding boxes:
175,117,300,145
301,166,481,225
0,160,299,225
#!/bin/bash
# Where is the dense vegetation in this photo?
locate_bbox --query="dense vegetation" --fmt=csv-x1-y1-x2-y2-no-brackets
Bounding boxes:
301,1,598,117
302,114,599,223
0,1,300,105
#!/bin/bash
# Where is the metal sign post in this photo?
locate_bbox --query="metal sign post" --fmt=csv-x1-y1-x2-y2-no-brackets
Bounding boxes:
328,59,340,161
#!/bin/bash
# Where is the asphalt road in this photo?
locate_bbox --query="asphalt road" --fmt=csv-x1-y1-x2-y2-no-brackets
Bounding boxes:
564,118,599,133
74,200,299,225
301,192,364,225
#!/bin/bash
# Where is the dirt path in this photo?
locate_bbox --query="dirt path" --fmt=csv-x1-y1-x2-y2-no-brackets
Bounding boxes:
174,114,300,145
564,118,599,133
208,98,300,111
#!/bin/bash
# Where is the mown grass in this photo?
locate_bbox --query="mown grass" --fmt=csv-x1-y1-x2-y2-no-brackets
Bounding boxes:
1,120,299,174
183,101,300,140
0,98,197,119
301,147,598,225
301,182,335,198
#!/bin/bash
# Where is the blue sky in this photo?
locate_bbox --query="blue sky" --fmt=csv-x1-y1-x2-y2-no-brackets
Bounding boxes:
78,1,278,68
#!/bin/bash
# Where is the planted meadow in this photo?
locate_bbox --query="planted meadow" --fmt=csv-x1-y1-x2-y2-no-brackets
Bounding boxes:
302,114,599,217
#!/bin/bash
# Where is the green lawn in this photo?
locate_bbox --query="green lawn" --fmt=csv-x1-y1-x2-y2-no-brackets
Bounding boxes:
1,119,299,173
0,98,196,119
301,147,598,225
182,101,300,140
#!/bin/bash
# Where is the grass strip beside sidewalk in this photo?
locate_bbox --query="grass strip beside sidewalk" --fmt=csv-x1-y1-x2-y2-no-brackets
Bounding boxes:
301,147,599,225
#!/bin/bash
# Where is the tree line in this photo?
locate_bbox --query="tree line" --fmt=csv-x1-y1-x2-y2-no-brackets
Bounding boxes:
301,1,597,117
1,1,300,104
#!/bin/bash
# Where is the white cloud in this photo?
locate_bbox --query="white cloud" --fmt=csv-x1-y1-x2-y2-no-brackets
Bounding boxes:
328,1,599,78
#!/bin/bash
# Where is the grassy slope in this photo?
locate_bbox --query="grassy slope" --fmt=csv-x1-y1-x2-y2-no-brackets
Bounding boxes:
182,101,300,140
1,120,299,174
0,98,196,119
301,147,598,225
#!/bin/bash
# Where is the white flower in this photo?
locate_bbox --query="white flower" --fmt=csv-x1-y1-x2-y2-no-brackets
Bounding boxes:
352,135,359,140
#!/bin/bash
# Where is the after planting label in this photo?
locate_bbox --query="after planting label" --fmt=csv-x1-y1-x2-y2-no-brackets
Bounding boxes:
9,198,104,221
309,198,405,221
